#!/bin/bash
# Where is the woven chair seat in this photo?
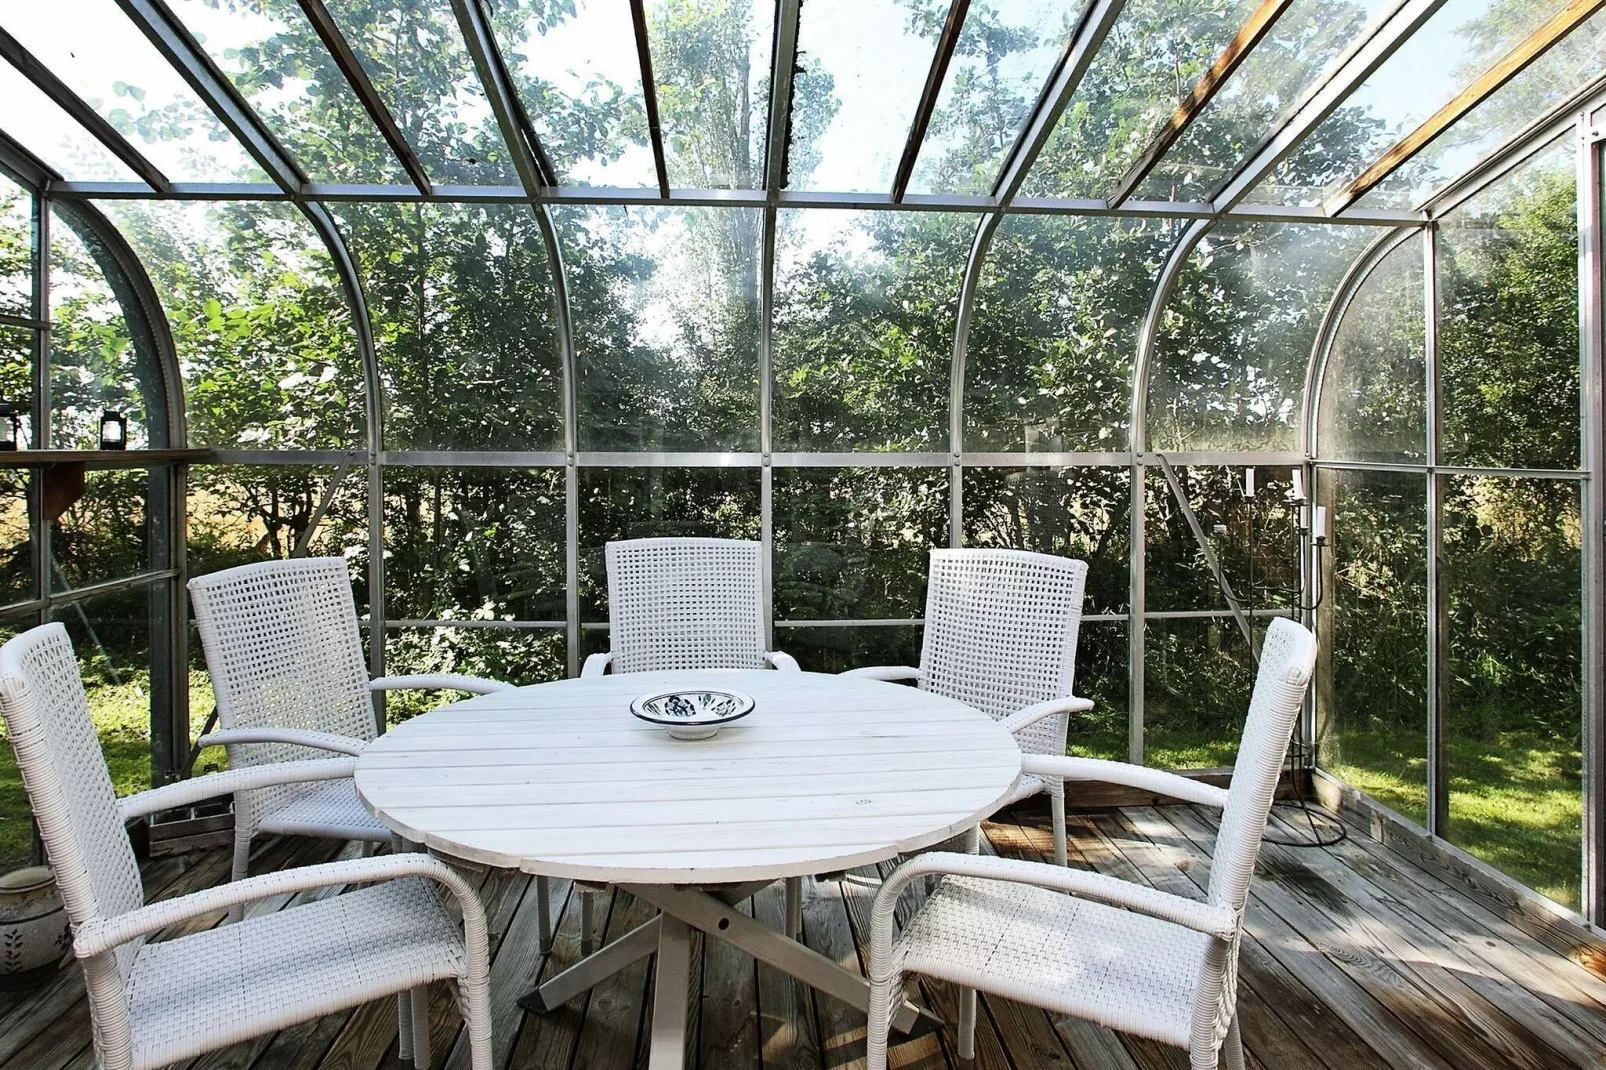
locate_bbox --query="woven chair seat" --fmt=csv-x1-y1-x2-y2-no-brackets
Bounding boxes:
255,777,391,841
125,878,463,1070
896,875,1208,1049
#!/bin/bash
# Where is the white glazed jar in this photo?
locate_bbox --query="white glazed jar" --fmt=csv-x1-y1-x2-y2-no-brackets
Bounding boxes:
0,866,71,987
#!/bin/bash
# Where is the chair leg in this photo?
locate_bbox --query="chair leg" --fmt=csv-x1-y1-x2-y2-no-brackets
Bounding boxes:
1220,1016,1244,1070
865,968,901,1070
410,985,432,1070
1050,786,1068,867
581,886,598,955
957,986,977,1060
537,876,553,955
397,992,414,1063
228,829,252,923
785,877,802,940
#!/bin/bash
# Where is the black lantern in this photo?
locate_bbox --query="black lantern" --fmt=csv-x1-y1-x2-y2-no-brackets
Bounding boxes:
99,410,127,451
0,403,18,451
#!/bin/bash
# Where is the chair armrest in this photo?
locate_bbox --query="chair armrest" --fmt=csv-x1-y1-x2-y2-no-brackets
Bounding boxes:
765,651,801,672
841,665,920,682
117,758,358,823
74,852,488,960
1020,755,1230,809
371,674,514,695
868,852,1238,974
581,652,613,678
999,696,1095,736
197,727,367,756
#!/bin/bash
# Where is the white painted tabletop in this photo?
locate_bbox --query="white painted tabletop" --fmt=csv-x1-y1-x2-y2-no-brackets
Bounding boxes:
354,670,1024,883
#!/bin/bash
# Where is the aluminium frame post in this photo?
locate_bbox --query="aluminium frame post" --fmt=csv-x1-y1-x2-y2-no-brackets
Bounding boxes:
1424,221,1449,838
1579,113,1605,923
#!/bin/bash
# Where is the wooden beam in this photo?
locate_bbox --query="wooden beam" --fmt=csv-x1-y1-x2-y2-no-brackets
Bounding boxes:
629,0,671,198
1325,0,1606,215
292,0,433,196
1106,0,1295,207
0,27,173,194
892,0,971,203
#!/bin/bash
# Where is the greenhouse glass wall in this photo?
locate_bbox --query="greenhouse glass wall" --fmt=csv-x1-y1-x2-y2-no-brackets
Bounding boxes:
0,0,1604,923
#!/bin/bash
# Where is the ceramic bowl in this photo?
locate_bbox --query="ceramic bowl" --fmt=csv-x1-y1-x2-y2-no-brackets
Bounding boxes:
629,689,755,740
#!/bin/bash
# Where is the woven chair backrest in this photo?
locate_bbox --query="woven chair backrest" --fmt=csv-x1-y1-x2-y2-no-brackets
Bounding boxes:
918,549,1088,755
0,623,144,986
605,538,768,673
189,558,375,821
1207,616,1317,913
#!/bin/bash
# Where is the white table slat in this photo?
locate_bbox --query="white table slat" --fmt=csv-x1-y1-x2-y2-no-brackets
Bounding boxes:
355,670,1023,883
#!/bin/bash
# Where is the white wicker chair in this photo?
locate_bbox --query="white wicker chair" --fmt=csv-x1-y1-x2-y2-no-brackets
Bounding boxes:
581,537,800,677
0,623,492,1070
865,617,1317,1070
186,558,530,943
846,548,1093,866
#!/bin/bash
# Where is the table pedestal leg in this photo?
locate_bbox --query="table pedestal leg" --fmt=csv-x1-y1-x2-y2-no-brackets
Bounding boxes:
648,917,693,1070
519,915,662,1012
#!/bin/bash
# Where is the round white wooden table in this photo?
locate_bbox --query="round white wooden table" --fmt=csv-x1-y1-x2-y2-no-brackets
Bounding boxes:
354,669,1023,1070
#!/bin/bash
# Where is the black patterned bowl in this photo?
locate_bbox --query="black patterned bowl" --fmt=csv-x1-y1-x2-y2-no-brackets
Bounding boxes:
629,689,756,740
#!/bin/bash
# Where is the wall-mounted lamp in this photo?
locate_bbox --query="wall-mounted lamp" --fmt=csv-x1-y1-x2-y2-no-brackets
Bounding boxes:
0,403,18,451
99,410,127,451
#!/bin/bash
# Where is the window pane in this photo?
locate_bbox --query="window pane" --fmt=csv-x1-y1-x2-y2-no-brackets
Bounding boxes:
1069,622,1127,760
384,626,564,724
964,215,1175,453
1444,475,1580,909
1147,223,1370,452
51,587,157,795
776,624,922,674
50,211,154,449
1317,468,1428,825
333,202,563,451
1316,235,1426,463
909,0,1087,196
383,467,565,623
961,466,1130,616
0,326,32,449
102,201,367,451
771,467,948,621
1,177,30,317
789,0,943,193
1143,615,1257,769
170,0,408,185
0,469,29,607
1247,0,1579,207
492,0,657,187
187,464,369,608
772,211,968,451
560,206,760,451
577,467,761,621
4,0,265,182
647,0,774,189
1144,465,1298,613
1438,142,1578,470
0,61,140,182
1021,0,1262,198
320,0,519,184
53,470,150,592
1133,0,1397,202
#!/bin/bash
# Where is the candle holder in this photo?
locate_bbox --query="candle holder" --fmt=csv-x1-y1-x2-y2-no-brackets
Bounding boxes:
98,410,127,451
0,403,18,452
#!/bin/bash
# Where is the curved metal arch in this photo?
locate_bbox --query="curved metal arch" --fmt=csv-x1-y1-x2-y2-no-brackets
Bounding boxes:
51,198,186,449
946,212,1002,541
1300,225,1420,458
1130,217,1213,451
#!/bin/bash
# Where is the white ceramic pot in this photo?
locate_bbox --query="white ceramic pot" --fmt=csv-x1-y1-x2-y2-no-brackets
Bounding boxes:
0,866,71,986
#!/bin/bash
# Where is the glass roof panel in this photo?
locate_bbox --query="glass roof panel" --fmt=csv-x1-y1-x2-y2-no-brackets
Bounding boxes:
789,0,944,193
491,0,656,187
168,0,407,185
1357,9,1606,209
0,61,141,182
646,0,774,189
1131,0,1397,203
2,0,267,182
318,0,518,184
0,174,28,317
1019,0,1261,199
907,0,1087,196
1245,0,1577,207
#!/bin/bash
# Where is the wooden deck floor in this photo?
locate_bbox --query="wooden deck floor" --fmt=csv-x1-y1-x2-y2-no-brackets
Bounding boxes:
5,804,1606,1070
